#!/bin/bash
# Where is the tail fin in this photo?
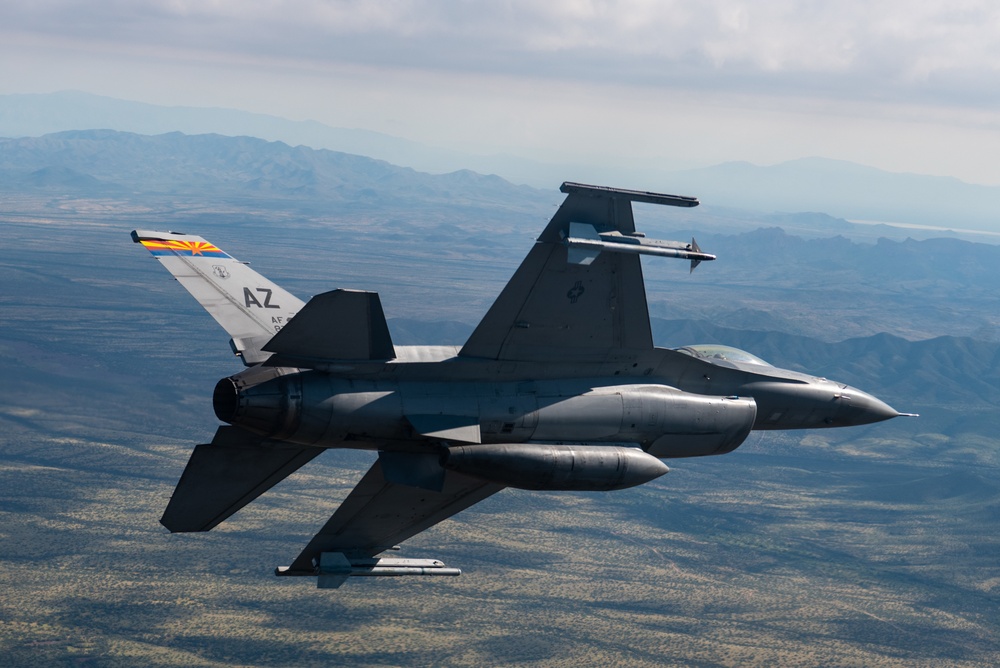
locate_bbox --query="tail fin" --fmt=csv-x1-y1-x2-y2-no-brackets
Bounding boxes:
131,230,304,364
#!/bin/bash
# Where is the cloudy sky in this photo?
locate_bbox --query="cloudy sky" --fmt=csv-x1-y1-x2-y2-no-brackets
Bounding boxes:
4,1,1000,184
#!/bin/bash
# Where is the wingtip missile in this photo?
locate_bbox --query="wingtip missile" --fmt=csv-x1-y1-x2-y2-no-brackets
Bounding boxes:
565,226,716,268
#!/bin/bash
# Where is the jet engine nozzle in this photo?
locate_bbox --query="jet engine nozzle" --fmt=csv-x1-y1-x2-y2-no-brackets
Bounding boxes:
213,372,302,439
212,377,239,424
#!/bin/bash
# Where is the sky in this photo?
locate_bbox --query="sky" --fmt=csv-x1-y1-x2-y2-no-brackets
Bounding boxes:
4,1,1000,184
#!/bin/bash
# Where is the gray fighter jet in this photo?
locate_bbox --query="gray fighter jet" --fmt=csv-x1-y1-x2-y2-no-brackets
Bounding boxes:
133,182,908,588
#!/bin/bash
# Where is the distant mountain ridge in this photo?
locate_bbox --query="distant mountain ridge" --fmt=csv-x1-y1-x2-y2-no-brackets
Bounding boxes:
668,157,1000,232
0,129,546,208
4,91,1000,231
686,227,1000,293
0,90,569,185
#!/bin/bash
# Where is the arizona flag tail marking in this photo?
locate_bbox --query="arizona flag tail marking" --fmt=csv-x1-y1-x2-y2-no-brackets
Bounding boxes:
139,238,231,258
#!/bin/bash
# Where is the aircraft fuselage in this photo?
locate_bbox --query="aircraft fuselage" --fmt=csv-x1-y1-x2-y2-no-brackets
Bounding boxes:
215,343,897,463
133,181,908,586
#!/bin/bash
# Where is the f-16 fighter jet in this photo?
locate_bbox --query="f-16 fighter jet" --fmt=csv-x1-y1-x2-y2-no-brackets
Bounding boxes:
133,182,907,588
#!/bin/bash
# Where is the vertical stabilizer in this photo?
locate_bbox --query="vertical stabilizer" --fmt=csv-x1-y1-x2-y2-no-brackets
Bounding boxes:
132,230,305,363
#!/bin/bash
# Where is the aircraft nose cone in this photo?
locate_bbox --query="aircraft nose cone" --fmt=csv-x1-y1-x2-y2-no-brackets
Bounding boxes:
838,387,901,426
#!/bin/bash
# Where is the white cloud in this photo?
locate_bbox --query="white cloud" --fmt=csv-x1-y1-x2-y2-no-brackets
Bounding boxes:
8,1,1000,84
7,1,1000,100
4,1,1000,183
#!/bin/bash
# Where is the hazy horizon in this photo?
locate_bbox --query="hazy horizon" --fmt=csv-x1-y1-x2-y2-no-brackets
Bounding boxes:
4,2,1000,186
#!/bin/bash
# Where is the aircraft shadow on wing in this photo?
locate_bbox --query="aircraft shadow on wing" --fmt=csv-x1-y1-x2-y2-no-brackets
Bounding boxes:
132,182,909,588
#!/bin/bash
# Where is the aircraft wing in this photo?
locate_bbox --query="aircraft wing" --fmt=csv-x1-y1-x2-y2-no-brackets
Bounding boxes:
278,457,504,581
459,182,703,363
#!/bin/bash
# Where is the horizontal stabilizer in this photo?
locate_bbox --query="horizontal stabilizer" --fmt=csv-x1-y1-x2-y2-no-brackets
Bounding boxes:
263,289,396,363
160,426,323,532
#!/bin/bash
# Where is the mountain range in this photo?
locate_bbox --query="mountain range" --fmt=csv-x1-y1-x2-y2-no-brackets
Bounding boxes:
0,129,548,211
4,128,1000,344
4,91,1000,233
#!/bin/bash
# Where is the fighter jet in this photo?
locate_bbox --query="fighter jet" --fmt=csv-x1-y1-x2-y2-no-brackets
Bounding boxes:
132,182,907,588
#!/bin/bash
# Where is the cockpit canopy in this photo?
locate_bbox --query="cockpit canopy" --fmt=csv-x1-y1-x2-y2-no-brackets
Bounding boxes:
674,344,772,367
